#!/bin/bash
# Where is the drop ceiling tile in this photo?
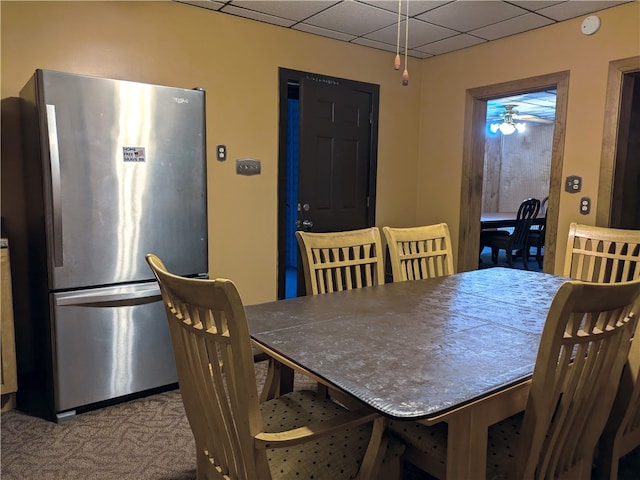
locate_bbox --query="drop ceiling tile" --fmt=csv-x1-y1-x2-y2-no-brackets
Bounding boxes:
352,36,429,58
407,49,434,59
303,1,398,36
507,1,564,11
417,0,529,32
351,37,397,52
365,18,457,48
535,1,631,21
470,12,554,41
220,5,297,27
293,23,358,41
416,33,486,55
228,1,339,22
357,0,453,15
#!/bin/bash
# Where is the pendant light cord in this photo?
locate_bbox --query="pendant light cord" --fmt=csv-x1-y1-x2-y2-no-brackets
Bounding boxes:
394,0,401,70
402,0,409,86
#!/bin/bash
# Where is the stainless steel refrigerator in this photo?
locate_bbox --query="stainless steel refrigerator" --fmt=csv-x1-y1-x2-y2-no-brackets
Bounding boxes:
13,69,208,421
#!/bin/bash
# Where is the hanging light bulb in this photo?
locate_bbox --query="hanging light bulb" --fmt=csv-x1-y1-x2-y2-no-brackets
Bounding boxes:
402,0,409,86
394,0,401,70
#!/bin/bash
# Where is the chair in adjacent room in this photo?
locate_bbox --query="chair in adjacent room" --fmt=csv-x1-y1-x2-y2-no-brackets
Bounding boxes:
145,253,404,480
527,196,549,269
388,278,640,480
563,222,640,282
382,223,455,282
480,198,541,270
561,222,640,479
296,227,385,295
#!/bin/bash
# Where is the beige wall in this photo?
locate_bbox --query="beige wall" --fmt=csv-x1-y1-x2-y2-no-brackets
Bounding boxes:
416,2,640,272
483,125,553,212
1,1,421,304
2,2,639,302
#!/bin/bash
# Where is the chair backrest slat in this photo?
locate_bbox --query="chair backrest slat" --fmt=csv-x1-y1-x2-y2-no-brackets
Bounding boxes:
383,223,455,282
296,228,384,295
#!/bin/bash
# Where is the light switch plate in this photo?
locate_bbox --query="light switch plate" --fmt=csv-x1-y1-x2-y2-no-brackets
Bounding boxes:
236,158,261,176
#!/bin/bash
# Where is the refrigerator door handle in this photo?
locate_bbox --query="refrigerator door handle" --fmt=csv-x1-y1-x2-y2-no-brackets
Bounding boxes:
46,104,64,267
54,283,162,307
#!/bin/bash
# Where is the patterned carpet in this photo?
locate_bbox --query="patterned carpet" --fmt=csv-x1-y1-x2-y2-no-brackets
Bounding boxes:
2,357,638,479
1,389,196,480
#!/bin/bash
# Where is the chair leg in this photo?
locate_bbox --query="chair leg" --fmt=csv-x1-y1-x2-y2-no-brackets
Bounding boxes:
259,359,295,401
522,249,528,270
536,245,543,269
506,250,513,267
491,248,499,264
593,436,620,480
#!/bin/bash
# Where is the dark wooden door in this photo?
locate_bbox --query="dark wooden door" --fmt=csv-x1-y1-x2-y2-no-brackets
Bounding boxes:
297,76,372,232
611,71,640,230
277,69,379,299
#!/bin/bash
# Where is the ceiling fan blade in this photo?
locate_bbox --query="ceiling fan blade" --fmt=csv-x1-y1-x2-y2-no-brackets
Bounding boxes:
514,114,554,125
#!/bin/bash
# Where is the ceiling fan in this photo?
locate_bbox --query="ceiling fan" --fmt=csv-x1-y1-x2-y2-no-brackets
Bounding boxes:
490,104,527,135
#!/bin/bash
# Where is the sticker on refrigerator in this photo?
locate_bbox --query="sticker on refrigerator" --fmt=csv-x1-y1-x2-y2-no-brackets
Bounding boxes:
123,147,146,162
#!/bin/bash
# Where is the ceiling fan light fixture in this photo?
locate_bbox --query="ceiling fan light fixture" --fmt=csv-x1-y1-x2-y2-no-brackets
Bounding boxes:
499,122,516,135
490,104,526,135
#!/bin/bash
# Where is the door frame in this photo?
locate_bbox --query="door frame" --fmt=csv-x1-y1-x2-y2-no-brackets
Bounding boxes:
457,71,570,273
276,68,380,299
597,56,640,226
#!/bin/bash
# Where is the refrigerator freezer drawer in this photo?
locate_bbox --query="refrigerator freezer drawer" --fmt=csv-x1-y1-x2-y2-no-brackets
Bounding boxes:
52,283,177,414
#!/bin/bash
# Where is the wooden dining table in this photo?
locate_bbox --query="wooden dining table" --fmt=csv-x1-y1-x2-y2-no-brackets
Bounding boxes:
246,268,568,479
481,211,545,230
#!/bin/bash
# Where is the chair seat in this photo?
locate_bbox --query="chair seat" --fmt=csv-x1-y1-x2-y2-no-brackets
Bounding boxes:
263,390,405,479
388,420,447,478
388,412,548,480
481,231,512,247
481,230,510,238
486,413,523,479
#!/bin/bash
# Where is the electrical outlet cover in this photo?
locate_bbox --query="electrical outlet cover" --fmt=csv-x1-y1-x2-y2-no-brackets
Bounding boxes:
565,175,582,193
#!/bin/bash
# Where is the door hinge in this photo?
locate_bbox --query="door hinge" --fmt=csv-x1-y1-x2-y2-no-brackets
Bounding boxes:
369,112,373,124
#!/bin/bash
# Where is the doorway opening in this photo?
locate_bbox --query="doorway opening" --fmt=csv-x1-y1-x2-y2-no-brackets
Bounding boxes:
283,81,300,299
277,69,380,299
479,91,557,271
598,56,640,229
457,71,570,273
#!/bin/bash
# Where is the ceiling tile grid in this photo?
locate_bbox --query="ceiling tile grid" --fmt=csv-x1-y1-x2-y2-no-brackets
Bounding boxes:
178,0,632,58
175,0,631,122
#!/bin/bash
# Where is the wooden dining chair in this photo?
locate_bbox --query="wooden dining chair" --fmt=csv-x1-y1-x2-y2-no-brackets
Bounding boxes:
145,253,404,480
563,222,640,282
480,198,541,270
596,317,640,480
561,222,640,478
382,223,454,282
389,278,640,480
296,227,384,295
527,196,549,269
